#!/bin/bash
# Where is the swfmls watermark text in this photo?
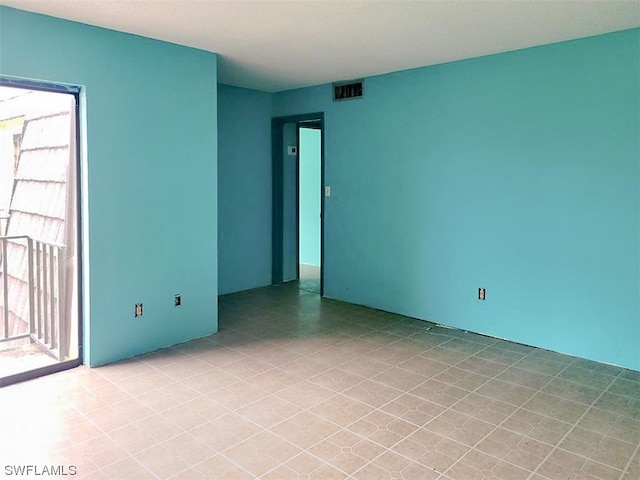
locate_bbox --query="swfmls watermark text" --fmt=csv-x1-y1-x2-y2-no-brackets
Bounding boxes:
3,465,77,476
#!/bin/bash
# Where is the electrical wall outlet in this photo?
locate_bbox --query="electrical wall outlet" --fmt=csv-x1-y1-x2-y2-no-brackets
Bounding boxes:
135,303,143,317
478,288,486,300
175,294,182,307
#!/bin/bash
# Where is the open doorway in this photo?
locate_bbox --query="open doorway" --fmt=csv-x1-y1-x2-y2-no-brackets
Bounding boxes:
298,124,321,294
272,113,324,295
0,81,82,387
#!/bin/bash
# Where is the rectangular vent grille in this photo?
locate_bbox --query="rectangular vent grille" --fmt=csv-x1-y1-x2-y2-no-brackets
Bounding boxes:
333,80,364,101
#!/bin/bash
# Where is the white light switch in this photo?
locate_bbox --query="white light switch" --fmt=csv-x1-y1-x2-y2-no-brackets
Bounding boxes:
287,146,297,155
324,186,331,197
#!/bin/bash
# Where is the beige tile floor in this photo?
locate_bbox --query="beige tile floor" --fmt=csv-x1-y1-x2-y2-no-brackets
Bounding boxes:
0,282,638,479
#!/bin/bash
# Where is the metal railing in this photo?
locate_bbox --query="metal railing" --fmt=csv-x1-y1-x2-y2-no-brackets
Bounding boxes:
0,235,68,361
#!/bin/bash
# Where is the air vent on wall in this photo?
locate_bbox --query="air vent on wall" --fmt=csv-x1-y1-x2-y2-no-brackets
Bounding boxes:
333,80,364,101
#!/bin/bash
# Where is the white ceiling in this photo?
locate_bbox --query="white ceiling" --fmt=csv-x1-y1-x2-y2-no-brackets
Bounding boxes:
2,0,639,92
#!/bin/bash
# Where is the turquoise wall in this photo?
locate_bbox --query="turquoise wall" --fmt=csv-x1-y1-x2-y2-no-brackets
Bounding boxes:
299,128,321,266
0,7,219,366
218,85,272,294
274,29,640,371
282,123,298,282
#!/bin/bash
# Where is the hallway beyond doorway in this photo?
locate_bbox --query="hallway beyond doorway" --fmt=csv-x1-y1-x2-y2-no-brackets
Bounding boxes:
272,113,325,296
299,263,320,294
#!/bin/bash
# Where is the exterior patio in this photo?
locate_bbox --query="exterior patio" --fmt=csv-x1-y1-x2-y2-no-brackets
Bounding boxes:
0,86,77,381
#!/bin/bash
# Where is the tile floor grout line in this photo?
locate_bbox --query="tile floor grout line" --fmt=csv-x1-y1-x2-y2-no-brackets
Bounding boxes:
177,327,371,476
193,377,381,478
211,292,640,478
240,335,445,478
98,455,161,480
438,350,581,479
525,370,623,480
249,335,473,479
73,410,163,480
196,296,640,475
618,441,639,480
250,342,456,478
65,368,169,479
345,334,530,478
91,356,272,478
